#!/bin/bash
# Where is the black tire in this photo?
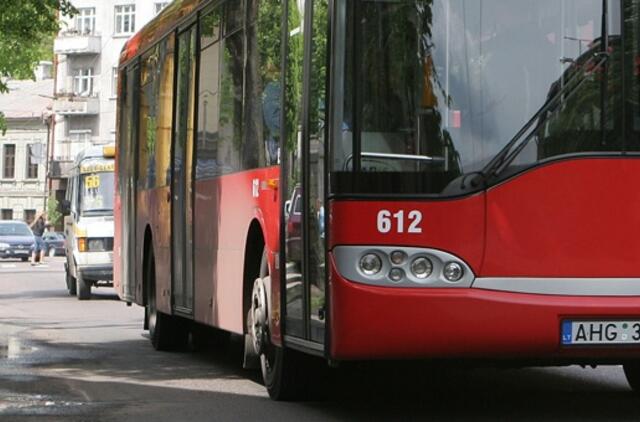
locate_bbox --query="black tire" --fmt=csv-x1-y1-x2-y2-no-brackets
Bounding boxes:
146,247,188,351
21,257,29,262
250,248,318,401
76,274,91,300
624,363,640,393
66,269,77,296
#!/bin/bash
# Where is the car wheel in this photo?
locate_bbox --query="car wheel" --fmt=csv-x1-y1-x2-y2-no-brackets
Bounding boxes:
21,257,29,262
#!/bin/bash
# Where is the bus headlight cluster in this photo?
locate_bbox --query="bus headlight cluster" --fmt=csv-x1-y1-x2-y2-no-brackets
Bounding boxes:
351,247,471,287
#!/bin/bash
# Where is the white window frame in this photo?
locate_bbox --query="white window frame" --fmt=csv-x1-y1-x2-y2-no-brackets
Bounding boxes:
154,2,169,15
115,4,136,35
75,8,96,35
112,67,119,98
73,68,94,96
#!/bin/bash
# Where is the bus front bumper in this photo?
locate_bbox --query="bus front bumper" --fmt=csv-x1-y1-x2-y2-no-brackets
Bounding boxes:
329,256,640,362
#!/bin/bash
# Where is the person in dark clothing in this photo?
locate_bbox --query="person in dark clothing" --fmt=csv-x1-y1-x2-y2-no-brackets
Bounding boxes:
30,214,47,265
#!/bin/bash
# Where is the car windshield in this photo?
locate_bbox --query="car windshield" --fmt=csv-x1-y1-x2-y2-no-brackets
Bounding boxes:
0,224,32,237
332,0,626,195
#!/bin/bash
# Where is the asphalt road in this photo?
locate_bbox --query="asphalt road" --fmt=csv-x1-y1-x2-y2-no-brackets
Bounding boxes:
1,259,640,421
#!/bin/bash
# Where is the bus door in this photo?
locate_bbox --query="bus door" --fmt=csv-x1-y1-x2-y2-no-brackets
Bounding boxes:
283,0,329,347
171,24,197,316
120,64,139,302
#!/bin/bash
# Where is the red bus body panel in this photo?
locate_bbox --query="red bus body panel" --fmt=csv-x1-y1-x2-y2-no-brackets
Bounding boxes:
329,158,640,360
484,158,640,277
192,167,280,335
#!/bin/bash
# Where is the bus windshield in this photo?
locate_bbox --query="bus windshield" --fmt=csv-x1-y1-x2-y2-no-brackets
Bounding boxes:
332,0,624,195
79,171,114,215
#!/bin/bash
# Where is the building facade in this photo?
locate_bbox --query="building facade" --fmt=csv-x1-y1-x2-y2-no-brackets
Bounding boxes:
0,65,53,222
51,0,168,197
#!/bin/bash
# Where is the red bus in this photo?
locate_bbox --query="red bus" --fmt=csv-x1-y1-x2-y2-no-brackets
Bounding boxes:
116,0,640,399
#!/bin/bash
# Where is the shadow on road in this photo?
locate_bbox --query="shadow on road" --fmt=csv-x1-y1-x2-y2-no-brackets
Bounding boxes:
2,330,639,421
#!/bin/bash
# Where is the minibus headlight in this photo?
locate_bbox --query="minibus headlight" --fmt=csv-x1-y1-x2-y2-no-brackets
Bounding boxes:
444,262,464,282
88,239,105,252
360,253,382,276
411,257,433,279
0,242,9,250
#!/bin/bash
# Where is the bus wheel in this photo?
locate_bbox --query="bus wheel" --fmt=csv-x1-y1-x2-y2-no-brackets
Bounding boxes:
147,247,188,351
248,250,307,401
76,274,91,300
624,363,640,393
66,269,77,296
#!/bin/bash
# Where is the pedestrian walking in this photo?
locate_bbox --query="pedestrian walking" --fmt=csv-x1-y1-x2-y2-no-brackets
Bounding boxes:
30,213,47,265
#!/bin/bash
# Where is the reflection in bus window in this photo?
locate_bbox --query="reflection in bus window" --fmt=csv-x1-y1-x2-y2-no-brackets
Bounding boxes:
332,0,624,195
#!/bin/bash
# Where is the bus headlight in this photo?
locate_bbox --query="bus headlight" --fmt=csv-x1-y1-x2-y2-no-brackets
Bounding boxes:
444,262,464,282
360,253,382,276
389,268,405,283
390,250,407,265
0,242,9,250
411,257,433,279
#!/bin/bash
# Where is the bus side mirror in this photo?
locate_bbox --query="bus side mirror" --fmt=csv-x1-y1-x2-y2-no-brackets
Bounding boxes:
61,200,71,216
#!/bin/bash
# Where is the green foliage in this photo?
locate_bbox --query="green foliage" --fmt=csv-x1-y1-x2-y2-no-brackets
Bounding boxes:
0,0,75,134
46,196,62,228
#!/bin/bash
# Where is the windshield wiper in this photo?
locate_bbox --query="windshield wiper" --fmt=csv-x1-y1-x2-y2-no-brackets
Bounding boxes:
479,49,609,183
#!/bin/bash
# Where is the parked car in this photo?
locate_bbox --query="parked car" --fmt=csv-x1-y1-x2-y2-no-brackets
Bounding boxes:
0,221,35,261
43,231,66,257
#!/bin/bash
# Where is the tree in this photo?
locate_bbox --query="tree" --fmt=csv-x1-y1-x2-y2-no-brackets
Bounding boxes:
46,196,62,229
0,0,75,133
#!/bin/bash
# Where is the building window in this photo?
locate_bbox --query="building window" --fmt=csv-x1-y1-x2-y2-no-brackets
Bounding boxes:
155,3,169,15
3,144,15,179
73,68,94,96
69,130,92,160
112,67,119,97
26,144,39,179
115,5,136,35
75,8,96,35
24,210,36,224
1,210,13,221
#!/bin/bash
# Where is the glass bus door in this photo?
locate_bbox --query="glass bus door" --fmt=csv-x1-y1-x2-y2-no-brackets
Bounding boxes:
283,0,329,346
171,24,197,316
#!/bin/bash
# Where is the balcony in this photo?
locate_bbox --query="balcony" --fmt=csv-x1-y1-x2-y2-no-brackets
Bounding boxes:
54,31,101,55
48,160,74,179
53,94,100,116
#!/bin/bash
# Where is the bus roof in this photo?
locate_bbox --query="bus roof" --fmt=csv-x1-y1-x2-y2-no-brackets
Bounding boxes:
119,0,205,66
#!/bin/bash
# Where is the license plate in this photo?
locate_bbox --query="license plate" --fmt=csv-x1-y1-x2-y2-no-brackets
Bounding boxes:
562,320,640,345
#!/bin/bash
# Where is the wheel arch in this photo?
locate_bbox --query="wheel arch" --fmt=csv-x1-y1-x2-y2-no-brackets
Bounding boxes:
243,219,266,335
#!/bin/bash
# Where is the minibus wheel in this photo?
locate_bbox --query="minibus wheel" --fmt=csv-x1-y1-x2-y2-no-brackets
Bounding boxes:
66,269,76,296
76,274,91,300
